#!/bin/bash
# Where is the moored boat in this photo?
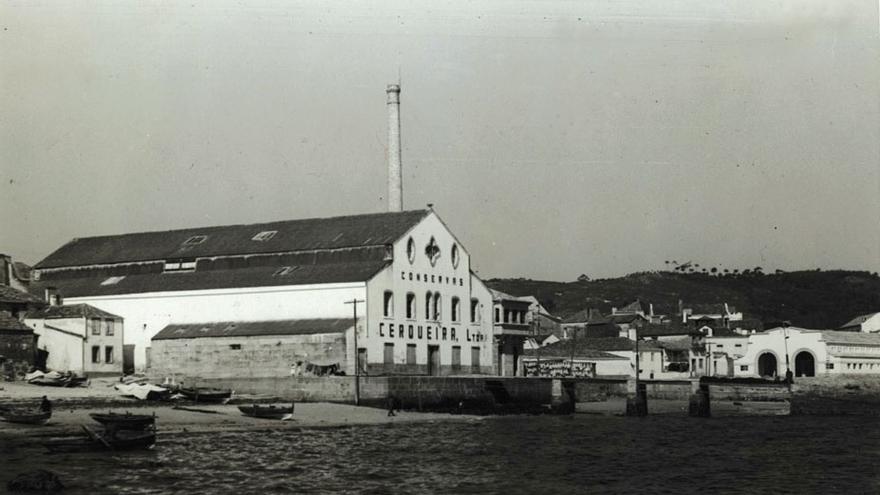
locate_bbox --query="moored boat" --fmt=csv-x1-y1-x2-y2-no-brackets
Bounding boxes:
43,428,156,453
90,411,156,430
0,409,51,425
238,404,294,420
179,387,233,404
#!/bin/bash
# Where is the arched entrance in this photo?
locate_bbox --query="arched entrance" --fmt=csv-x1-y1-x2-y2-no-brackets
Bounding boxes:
757,352,777,377
795,351,816,377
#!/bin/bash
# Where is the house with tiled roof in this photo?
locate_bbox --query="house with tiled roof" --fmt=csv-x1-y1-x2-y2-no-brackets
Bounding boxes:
30,209,496,378
25,303,124,375
839,312,880,333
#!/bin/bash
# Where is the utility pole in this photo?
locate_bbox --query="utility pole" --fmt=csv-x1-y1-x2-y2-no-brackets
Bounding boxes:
782,320,792,382
344,299,365,406
569,326,577,376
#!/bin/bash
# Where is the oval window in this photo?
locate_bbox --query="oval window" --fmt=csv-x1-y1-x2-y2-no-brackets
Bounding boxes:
451,244,460,268
407,237,416,264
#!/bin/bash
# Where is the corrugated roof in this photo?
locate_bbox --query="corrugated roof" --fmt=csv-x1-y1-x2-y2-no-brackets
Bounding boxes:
26,304,121,320
839,312,879,329
821,330,880,346
30,261,385,298
36,210,429,269
153,318,351,340
0,285,44,305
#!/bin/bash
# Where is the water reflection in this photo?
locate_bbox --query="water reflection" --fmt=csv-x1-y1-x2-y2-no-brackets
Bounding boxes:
2,415,878,494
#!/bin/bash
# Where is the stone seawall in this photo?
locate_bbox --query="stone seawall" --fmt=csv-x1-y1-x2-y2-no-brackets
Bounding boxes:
790,375,880,416
188,375,555,412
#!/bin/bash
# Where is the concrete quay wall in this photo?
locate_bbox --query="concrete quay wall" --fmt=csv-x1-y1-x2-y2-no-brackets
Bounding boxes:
790,375,880,416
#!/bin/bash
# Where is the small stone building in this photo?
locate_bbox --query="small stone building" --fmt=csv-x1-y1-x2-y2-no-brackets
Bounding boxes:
148,319,352,382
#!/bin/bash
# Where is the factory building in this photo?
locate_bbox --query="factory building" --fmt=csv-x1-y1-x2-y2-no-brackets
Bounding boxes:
30,209,495,377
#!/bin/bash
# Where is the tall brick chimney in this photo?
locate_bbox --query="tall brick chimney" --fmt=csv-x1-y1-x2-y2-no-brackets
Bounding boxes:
386,84,402,212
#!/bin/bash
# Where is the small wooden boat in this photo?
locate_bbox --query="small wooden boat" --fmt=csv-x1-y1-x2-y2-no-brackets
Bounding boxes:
179,387,233,404
238,404,294,420
0,409,51,425
43,426,156,453
90,411,156,430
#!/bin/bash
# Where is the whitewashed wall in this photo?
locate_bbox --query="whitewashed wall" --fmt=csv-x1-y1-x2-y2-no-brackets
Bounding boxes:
66,282,366,371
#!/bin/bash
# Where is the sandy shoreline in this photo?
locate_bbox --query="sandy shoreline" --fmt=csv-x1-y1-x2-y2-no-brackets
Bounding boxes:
1,378,488,443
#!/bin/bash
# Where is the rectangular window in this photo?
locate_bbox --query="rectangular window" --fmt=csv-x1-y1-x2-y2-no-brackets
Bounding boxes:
90,319,101,335
471,346,481,372
164,259,196,272
383,291,394,317
825,363,834,370
494,308,500,323
105,319,115,336
105,346,114,364
734,344,742,348
406,344,416,366
451,297,460,322
425,292,432,319
740,365,749,371
229,344,241,350
470,299,480,323
452,346,461,369
252,230,277,242
91,346,101,363
384,343,394,365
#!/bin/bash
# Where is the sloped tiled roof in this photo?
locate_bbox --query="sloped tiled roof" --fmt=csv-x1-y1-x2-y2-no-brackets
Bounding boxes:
839,312,879,329
609,313,646,324
820,330,880,346
153,318,351,340
576,337,662,352
0,285,44,305
0,314,32,332
523,340,628,360
639,323,698,337
30,261,386,298
12,262,32,281
619,299,651,314
36,210,429,269
26,304,121,320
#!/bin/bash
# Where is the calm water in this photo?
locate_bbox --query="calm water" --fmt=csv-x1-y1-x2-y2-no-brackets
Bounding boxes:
2,415,879,494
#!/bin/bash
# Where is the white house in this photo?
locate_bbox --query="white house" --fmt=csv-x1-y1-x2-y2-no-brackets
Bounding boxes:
30,209,495,377
707,326,880,378
839,312,880,333
25,304,124,375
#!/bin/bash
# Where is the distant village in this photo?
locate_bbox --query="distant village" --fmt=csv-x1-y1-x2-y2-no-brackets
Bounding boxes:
1,84,879,388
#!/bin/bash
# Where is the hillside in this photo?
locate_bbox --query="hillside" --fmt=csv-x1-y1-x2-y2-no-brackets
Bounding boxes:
486,270,880,329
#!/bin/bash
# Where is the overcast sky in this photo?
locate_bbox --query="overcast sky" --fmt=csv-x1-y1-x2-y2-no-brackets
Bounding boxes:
1,0,878,281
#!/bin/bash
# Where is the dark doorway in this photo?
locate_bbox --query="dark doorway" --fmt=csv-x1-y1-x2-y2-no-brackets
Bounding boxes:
795,351,815,377
123,345,135,375
357,348,367,374
758,353,777,377
427,345,440,376
35,348,48,372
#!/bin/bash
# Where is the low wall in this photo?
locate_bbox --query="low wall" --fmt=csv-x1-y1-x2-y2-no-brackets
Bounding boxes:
188,375,555,412
790,375,880,416
570,379,691,402
708,383,791,402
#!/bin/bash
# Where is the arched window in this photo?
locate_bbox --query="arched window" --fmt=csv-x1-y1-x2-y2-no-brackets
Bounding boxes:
470,299,480,323
451,297,461,322
433,293,441,321
451,244,460,268
425,291,432,319
383,291,393,317
406,293,416,319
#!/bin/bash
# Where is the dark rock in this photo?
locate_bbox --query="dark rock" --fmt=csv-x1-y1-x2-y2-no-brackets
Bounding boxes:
7,469,64,493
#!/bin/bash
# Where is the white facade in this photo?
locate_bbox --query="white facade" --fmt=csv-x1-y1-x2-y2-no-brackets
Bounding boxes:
707,327,880,378
25,315,123,374
363,212,493,374
66,283,366,372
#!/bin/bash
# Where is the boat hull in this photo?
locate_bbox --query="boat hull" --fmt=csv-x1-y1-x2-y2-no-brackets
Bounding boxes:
0,410,51,425
179,388,233,404
238,404,294,420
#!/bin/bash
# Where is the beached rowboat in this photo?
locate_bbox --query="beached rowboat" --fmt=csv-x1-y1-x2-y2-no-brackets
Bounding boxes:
43,427,156,453
90,412,156,430
238,404,294,420
0,409,51,425
179,387,233,404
